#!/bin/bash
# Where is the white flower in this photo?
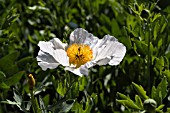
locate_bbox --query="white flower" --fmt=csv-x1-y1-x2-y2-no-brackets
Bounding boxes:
37,28,126,76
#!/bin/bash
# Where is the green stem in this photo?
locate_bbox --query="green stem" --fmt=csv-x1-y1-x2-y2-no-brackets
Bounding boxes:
0,93,7,112
30,91,38,113
64,75,79,98
147,23,151,95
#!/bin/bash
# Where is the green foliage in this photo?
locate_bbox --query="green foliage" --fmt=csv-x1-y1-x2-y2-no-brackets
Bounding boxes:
151,76,168,105
0,0,170,113
117,77,168,112
132,82,149,100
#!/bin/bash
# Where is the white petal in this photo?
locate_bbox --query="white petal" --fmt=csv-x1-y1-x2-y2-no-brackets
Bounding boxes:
108,43,126,65
85,62,95,68
65,66,89,76
69,28,99,48
38,41,54,55
37,38,69,70
93,35,126,66
50,38,67,50
38,62,59,71
96,57,110,65
37,50,59,70
52,49,69,66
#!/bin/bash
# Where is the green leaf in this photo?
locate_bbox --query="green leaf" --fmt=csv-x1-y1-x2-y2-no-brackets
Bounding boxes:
167,107,170,112
0,51,20,76
71,93,96,113
1,99,18,105
151,76,168,105
57,80,67,97
117,92,130,100
55,99,75,113
154,57,164,71
1,90,23,111
0,82,10,90
0,71,6,82
4,14,20,25
28,35,37,44
17,56,33,70
117,100,141,110
67,77,80,98
151,86,157,99
111,18,120,36
34,97,41,113
163,70,170,83
160,21,167,33
135,95,143,109
71,102,84,113
4,71,25,86
157,76,168,99
0,38,8,44
1,8,19,29
39,96,47,113
153,22,159,40
151,13,161,22
84,96,95,113
132,82,149,100
79,76,88,91
43,94,50,106
155,104,164,112
134,40,148,55
13,90,22,104
117,93,142,110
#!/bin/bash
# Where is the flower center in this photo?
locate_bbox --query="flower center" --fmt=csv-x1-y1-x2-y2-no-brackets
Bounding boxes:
66,43,93,68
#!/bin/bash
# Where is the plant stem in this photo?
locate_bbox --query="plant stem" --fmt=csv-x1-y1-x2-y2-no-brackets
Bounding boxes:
64,75,79,98
147,23,151,95
30,91,38,113
0,93,7,112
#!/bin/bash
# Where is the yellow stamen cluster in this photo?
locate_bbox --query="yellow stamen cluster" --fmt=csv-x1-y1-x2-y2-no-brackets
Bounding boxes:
66,43,93,68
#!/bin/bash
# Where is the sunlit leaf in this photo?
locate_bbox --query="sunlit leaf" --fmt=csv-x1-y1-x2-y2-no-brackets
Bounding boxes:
135,95,143,109
117,93,142,110
132,82,149,100
155,104,165,112
57,80,67,97
117,100,141,110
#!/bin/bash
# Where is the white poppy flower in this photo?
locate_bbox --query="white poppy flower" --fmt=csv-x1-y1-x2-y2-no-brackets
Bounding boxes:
37,28,126,76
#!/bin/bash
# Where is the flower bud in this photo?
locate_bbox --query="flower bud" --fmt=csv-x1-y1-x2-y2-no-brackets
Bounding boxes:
28,74,35,90
143,99,157,112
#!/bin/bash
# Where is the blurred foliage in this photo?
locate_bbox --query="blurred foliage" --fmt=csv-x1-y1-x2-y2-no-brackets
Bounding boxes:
0,0,170,113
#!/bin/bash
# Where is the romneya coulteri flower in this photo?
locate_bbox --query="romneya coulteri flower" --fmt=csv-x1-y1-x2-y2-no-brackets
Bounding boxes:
37,28,126,76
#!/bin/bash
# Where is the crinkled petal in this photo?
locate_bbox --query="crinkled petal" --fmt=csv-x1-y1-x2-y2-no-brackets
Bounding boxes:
95,57,110,65
91,35,126,66
37,38,69,70
65,66,89,76
108,42,126,65
38,38,67,55
69,28,99,48
85,62,95,68
50,38,67,50
37,50,59,70
38,62,59,71
52,49,69,66
38,41,54,55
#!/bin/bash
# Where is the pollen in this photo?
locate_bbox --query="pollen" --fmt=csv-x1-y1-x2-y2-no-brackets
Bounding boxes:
66,43,93,68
